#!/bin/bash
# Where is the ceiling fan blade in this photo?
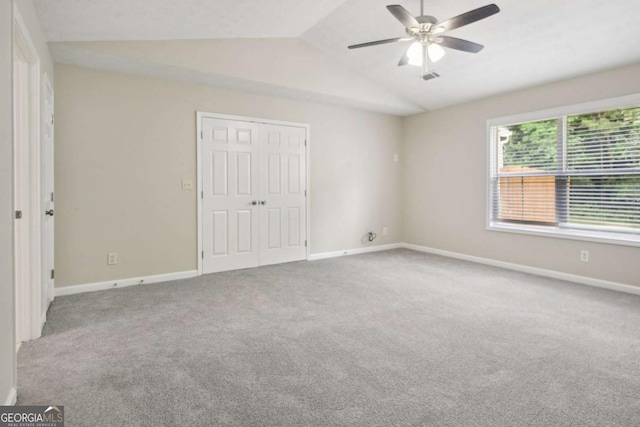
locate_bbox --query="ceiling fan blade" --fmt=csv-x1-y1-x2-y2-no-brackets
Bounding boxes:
348,37,410,49
433,4,500,34
436,35,484,53
387,5,420,28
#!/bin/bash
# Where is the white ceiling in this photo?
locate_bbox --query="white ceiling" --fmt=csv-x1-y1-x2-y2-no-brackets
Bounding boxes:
34,0,640,115
33,0,350,41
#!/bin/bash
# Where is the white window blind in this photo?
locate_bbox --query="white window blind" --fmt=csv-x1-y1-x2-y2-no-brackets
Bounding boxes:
489,104,640,243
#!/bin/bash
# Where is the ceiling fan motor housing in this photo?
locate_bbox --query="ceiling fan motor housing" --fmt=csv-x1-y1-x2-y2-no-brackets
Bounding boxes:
417,15,438,25
407,15,438,42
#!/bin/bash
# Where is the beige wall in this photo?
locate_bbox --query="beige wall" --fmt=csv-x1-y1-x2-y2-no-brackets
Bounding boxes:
402,63,640,287
54,64,403,288
1,0,15,406
54,50,640,290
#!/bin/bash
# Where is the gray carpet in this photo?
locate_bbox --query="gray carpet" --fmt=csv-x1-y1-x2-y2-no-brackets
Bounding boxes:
17,249,640,426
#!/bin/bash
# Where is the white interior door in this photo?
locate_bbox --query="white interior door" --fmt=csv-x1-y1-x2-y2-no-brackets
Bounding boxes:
259,124,307,265
41,76,54,312
13,10,44,342
14,44,31,342
202,118,260,274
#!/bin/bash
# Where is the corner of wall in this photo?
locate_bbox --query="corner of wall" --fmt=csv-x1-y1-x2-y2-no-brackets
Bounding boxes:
1,0,17,408
398,113,410,243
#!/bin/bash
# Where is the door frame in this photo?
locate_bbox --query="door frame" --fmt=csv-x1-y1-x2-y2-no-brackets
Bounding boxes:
13,6,43,341
41,72,54,314
196,111,311,275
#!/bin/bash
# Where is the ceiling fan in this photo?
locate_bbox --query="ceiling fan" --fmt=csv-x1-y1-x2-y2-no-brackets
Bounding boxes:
348,1,500,81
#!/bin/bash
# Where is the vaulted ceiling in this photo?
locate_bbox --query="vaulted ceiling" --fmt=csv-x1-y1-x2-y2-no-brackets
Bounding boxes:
35,0,640,115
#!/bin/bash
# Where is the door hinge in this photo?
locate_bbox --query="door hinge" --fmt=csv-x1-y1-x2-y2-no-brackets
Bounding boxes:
305,240,307,247
202,251,204,259
201,191,203,199
51,192,54,202
200,130,203,139
15,210,22,219
51,269,55,279
305,139,307,147
304,190,307,197
51,115,54,125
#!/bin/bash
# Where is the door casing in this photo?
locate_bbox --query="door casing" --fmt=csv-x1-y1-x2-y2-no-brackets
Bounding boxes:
196,112,311,275
13,6,45,342
41,73,54,317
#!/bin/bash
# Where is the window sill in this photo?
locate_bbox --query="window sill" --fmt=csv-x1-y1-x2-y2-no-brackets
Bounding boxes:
487,222,640,248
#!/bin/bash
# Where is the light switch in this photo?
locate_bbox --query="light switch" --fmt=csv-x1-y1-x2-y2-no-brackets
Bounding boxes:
182,180,193,190
394,154,399,162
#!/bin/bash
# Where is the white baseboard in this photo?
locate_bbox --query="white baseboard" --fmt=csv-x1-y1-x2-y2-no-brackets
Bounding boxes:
52,245,637,297
4,387,17,406
54,270,199,297
308,243,403,261
402,243,640,296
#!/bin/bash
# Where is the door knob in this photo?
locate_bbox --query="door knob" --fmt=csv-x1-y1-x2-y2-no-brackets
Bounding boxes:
45,210,54,216
251,200,258,205
260,200,267,205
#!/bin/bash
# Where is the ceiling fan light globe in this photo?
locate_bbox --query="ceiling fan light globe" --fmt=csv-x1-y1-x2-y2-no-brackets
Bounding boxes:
428,43,446,62
407,41,423,66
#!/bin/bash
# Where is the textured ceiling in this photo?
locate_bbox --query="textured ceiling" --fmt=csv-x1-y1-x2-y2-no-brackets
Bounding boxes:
35,0,640,115
33,0,349,41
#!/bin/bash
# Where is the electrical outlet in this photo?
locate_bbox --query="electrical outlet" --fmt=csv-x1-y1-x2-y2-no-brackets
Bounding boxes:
580,250,589,262
383,227,388,235
108,252,118,265
182,179,193,190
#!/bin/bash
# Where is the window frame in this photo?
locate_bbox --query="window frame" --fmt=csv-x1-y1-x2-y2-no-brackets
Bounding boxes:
486,93,640,248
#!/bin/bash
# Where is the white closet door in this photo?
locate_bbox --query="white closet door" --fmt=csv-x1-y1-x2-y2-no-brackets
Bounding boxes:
202,118,260,273
259,123,307,266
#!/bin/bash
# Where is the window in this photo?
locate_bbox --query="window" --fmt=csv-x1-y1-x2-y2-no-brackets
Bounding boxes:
488,100,640,246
